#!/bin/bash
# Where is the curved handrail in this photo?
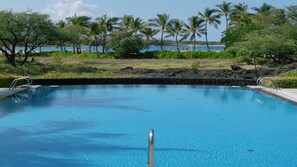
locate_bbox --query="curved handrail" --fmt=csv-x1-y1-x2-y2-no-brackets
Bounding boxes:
257,78,280,90
9,78,33,90
148,129,154,167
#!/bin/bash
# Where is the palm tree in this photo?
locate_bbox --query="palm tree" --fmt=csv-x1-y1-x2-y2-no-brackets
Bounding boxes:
252,3,274,14
88,22,100,54
231,3,250,25
149,13,170,50
216,1,233,29
97,14,119,53
183,16,204,51
130,17,144,35
66,14,91,27
120,15,134,32
199,8,221,51
56,20,68,51
166,19,185,50
140,27,159,40
66,14,92,53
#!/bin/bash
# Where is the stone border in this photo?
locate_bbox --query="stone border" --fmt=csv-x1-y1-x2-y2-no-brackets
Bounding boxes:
32,78,256,86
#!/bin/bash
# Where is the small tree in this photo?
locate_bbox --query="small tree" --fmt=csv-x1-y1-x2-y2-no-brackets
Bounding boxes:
0,10,56,67
228,31,297,77
108,31,147,58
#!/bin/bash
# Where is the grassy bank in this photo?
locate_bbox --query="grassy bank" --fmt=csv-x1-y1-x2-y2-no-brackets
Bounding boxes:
1,51,296,88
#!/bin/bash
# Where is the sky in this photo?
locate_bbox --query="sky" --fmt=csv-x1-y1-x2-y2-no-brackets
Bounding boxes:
0,0,296,41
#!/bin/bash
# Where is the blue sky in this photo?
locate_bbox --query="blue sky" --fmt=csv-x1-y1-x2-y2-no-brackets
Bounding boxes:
0,0,295,41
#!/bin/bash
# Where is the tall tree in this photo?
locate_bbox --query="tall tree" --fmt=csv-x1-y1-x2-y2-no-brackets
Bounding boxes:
149,13,170,50
252,3,274,14
216,1,233,29
88,22,101,53
199,8,221,51
130,17,144,35
97,14,119,53
231,3,250,25
56,20,73,52
166,19,185,50
182,16,204,51
120,15,134,32
140,27,159,40
0,11,56,67
66,14,92,53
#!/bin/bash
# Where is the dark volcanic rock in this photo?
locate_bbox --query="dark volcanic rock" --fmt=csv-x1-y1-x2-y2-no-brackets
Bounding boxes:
118,68,277,79
230,64,243,71
120,66,134,71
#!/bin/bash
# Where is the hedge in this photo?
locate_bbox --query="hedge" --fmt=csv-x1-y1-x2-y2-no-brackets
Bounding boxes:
275,77,297,88
32,50,236,59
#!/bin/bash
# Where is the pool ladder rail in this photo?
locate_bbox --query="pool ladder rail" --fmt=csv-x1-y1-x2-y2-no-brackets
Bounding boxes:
257,78,280,90
148,129,154,167
9,78,33,90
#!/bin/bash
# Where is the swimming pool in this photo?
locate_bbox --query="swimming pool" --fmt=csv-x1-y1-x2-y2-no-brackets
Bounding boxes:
0,85,296,166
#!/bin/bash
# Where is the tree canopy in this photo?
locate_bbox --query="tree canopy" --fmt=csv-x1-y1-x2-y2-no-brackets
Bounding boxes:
0,11,56,66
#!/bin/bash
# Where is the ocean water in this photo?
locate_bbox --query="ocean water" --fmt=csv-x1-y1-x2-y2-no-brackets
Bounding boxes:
0,85,296,166
16,45,224,53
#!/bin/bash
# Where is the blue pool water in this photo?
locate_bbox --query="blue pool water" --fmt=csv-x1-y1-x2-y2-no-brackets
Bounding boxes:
0,85,297,166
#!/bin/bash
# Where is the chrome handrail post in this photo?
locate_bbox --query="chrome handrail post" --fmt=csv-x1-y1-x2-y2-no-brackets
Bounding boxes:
148,129,154,167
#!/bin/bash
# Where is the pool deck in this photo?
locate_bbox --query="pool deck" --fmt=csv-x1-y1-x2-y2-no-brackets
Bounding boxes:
0,85,40,99
249,86,297,104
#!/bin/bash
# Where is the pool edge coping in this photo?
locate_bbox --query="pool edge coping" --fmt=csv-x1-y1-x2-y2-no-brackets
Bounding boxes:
248,86,297,105
0,85,41,99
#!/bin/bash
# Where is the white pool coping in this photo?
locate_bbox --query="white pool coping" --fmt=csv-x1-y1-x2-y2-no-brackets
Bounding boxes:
0,85,41,99
248,86,297,104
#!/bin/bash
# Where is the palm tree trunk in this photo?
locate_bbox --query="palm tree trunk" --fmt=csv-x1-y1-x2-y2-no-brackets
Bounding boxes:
161,30,164,50
225,14,228,29
205,23,210,51
176,35,179,51
102,37,106,54
193,36,196,51
94,37,98,54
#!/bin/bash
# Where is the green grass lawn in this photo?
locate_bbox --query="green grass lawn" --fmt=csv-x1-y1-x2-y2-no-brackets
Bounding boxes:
1,56,255,79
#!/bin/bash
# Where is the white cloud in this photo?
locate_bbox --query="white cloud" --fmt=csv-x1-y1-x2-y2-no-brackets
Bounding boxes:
42,0,100,21
106,11,117,17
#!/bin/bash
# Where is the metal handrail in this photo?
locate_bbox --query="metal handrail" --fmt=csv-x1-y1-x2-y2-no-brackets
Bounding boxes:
9,78,33,90
148,129,154,167
257,78,280,90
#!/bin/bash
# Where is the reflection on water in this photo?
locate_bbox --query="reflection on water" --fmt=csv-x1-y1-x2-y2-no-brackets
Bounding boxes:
0,85,296,118
0,87,57,117
0,85,297,166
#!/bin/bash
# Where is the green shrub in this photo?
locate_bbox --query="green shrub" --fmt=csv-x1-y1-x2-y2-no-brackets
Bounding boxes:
32,50,236,60
281,71,297,77
275,77,297,88
140,51,236,59
108,31,148,58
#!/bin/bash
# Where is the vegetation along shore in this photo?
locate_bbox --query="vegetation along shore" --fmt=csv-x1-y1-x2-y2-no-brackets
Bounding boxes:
0,2,297,88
